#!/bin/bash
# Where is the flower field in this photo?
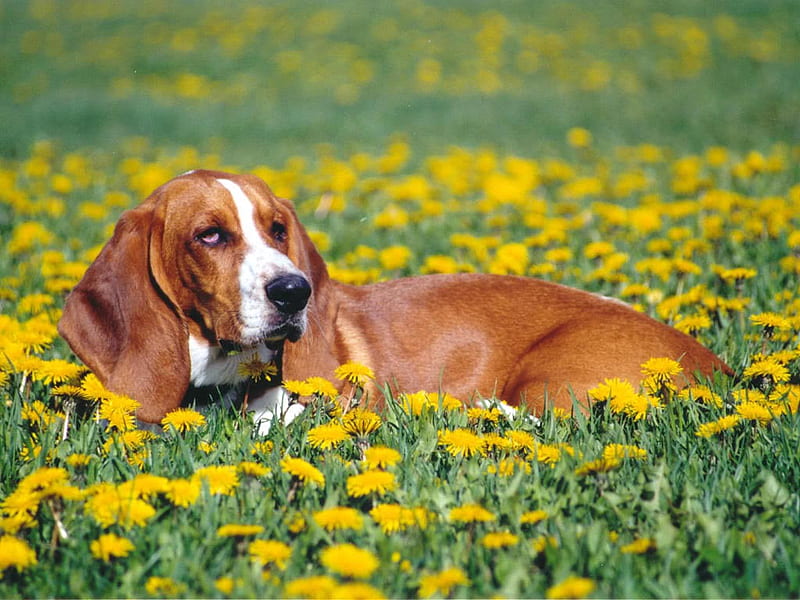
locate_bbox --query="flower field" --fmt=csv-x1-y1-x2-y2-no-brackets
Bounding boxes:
1,1,800,598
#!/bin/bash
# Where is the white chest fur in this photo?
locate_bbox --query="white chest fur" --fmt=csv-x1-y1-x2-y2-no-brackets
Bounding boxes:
187,335,304,433
188,335,275,386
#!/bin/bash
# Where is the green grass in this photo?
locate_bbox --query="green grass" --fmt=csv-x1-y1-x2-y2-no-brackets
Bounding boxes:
1,0,800,598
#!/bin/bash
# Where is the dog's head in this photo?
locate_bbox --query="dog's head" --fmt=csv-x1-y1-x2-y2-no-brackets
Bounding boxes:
58,170,326,422
154,171,313,348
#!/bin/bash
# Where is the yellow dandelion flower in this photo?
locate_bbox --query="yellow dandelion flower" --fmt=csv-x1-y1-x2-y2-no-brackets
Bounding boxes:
506,430,537,456
285,512,306,534
520,510,548,525
283,379,315,397
363,445,402,470
248,539,292,570
192,465,239,496
14,466,71,498
280,456,325,486
334,361,375,385
237,355,278,382
306,376,340,399
97,392,141,432
84,487,156,529
546,575,596,599
238,461,270,477
21,400,63,429
736,401,775,424
341,408,382,437
713,266,757,284
567,127,593,148
144,576,186,596
588,377,636,402
399,390,462,414
483,433,514,453
65,453,93,468
284,575,338,599
312,506,364,532
164,478,201,508
50,384,83,398
16,293,56,316
488,457,532,476
695,414,742,438
332,582,386,600
215,576,237,595
370,503,430,534
575,457,621,476
603,444,647,461
620,537,657,554
399,391,436,415
750,312,792,334
161,408,206,433
29,358,84,385
438,428,486,458
466,406,505,423
90,533,134,562
612,391,653,420
123,474,170,500
640,357,683,384
481,530,520,549
679,385,723,408
79,373,115,401
533,535,559,553
0,514,36,535
379,245,412,270
0,535,37,573
197,440,216,454
743,358,790,384
552,407,571,420
320,543,379,579
307,422,349,450
347,470,396,497
251,440,274,455
217,524,264,537
449,503,496,524
418,567,470,598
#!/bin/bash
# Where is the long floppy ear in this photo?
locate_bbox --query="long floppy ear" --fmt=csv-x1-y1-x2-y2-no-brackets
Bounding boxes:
58,202,189,423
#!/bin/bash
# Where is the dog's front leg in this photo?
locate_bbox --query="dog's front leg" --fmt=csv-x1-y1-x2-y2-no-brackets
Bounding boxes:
246,386,305,435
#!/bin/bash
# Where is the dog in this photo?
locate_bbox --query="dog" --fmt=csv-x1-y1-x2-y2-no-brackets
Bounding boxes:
58,170,732,430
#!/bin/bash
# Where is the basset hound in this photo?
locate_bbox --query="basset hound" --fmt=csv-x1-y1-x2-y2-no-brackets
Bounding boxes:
59,170,732,431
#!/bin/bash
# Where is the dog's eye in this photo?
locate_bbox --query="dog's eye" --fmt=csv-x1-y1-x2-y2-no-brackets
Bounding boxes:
271,222,287,244
196,227,225,247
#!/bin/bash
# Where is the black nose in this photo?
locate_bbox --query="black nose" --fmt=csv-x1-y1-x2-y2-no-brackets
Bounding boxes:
266,274,311,314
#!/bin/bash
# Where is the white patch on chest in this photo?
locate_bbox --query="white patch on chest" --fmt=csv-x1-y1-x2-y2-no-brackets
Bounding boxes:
187,335,304,434
188,335,276,386
216,178,301,346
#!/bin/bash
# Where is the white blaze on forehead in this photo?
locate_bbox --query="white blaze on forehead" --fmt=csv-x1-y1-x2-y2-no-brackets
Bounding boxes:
216,178,301,343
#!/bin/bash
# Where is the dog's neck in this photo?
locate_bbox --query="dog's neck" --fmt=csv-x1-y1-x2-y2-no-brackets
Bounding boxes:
187,335,280,388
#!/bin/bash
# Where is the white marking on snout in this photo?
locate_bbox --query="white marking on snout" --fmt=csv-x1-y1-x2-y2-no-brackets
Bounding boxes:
217,178,307,345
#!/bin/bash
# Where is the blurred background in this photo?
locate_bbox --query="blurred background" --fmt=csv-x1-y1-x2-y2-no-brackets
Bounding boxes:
1,0,798,163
